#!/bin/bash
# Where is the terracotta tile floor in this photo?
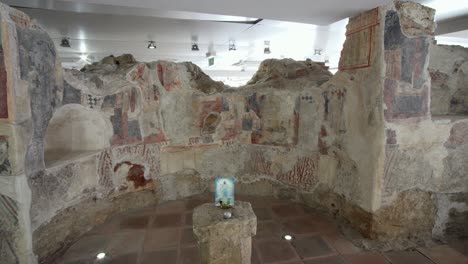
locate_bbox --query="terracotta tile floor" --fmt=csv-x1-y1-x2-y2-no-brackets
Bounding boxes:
57,194,468,264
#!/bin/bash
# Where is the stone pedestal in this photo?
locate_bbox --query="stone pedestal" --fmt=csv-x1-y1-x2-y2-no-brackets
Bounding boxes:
193,201,257,264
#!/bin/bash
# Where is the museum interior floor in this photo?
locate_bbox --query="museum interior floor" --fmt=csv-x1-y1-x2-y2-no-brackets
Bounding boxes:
57,194,468,264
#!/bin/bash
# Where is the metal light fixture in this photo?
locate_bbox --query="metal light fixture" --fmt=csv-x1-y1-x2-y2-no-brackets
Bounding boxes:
314,49,322,55
60,38,71,48
229,40,236,51
264,40,271,54
147,41,157,49
192,43,199,51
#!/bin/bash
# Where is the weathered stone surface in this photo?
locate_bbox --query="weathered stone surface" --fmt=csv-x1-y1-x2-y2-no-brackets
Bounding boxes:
372,189,437,240
429,44,468,115
300,184,373,238
184,62,226,94
62,81,81,105
44,104,113,158
193,201,256,264
395,0,436,37
433,192,468,241
157,169,208,201
246,58,332,86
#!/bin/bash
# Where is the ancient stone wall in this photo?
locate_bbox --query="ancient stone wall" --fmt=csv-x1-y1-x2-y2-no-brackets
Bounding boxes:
312,1,468,244
25,55,337,262
0,4,55,264
429,44,468,115
381,2,468,242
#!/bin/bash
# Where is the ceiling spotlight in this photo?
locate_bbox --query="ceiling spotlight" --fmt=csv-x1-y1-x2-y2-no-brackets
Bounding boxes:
96,252,106,260
264,40,271,54
192,43,199,51
229,40,236,51
282,234,293,241
147,41,157,49
60,38,71,48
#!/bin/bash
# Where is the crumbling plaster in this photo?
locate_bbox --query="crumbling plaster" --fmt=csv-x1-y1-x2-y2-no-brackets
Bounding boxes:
429,44,468,115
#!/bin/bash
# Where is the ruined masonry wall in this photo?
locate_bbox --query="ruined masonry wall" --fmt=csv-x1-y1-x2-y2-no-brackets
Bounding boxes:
429,44,468,115
0,3,347,261
0,4,58,264
32,58,341,261
381,2,468,241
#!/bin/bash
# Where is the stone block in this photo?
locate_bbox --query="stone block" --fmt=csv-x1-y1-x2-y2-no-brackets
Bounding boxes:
193,201,256,264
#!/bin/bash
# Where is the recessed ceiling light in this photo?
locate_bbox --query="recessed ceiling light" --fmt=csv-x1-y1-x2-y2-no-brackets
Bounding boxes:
60,38,70,48
264,40,271,54
96,252,106,260
282,234,293,241
147,41,157,49
229,40,236,51
79,54,88,61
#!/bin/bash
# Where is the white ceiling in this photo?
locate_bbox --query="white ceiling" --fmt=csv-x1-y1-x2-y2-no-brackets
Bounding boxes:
5,0,468,86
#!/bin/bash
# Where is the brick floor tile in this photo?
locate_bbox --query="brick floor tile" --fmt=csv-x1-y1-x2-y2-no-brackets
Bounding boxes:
254,207,274,221
450,241,468,258
180,246,201,264
152,213,182,228
291,235,335,259
323,233,361,254
106,230,145,257
119,215,150,230
105,252,138,264
418,245,468,264
140,248,178,264
181,227,197,245
343,252,390,264
156,200,187,214
384,250,433,264
184,211,193,226
256,239,298,263
144,228,180,251
60,234,113,262
272,204,304,218
303,255,346,264
256,221,283,239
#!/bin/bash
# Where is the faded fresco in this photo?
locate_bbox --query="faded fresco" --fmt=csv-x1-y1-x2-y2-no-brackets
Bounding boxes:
0,46,8,119
0,136,11,175
339,8,379,70
383,9,430,121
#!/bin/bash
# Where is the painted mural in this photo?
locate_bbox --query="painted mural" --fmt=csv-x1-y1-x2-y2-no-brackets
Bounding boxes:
383,10,430,121
191,92,299,147
0,136,11,175
0,47,8,119
339,8,379,70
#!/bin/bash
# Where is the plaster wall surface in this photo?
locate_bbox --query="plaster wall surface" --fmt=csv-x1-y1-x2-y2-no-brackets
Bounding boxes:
25,51,343,262
429,44,468,115
381,2,468,242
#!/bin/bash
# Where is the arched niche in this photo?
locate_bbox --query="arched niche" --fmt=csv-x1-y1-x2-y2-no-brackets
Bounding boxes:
44,104,113,166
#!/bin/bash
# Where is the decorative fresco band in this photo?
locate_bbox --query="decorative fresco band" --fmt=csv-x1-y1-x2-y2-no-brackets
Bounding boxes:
0,194,19,226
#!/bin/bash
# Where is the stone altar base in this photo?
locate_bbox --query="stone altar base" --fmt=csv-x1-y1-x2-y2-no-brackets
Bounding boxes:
193,201,257,264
